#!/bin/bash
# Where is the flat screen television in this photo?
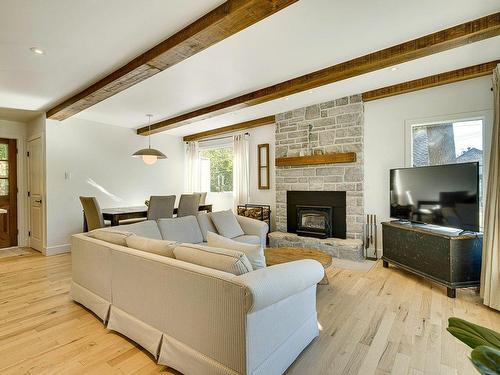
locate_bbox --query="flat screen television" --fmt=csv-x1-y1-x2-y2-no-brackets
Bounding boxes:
390,162,479,232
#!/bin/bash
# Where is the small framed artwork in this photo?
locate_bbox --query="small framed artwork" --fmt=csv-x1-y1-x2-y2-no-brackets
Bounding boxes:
258,143,270,190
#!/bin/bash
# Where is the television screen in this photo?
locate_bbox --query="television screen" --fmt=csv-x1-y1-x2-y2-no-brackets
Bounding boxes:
390,162,479,231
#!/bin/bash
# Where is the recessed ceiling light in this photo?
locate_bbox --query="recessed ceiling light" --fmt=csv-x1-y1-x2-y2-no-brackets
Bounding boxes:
30,47,45,55
284,97,289,101
390,67,398,72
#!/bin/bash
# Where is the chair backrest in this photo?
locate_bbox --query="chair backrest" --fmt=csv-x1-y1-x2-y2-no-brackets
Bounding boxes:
177,193,201,217
80,196,104,231
147,195,176,220
194,192,208,205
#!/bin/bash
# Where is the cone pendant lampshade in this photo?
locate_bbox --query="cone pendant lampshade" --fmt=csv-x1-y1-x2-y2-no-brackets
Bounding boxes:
132,114,166,165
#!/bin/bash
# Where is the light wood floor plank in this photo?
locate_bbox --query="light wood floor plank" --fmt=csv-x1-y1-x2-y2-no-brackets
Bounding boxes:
0,248,498,375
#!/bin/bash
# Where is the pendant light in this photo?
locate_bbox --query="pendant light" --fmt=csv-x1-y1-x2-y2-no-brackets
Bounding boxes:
132,114,167,165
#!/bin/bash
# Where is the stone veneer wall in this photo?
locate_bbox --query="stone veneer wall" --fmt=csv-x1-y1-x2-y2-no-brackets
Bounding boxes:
275,94,364,239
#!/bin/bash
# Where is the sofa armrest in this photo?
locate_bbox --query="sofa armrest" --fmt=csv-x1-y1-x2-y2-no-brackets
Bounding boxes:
235,215,269,246
235,259,324,312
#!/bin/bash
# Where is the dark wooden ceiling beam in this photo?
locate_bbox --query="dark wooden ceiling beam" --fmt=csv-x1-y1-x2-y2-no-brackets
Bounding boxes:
138,12,500,135
46,0,298,121
362,60,500,102
183,115,275,141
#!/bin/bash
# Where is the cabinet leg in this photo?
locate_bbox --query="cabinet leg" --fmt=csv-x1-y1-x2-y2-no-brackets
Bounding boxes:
447,287,456,298
382,260,389,268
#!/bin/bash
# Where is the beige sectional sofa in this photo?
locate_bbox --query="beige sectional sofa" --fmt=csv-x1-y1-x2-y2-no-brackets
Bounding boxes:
71,214,324,375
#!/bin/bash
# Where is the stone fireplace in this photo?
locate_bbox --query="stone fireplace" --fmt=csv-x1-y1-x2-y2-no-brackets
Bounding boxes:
269,94,365,260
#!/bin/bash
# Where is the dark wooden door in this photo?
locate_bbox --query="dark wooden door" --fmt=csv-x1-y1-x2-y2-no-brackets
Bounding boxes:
0,139,17,248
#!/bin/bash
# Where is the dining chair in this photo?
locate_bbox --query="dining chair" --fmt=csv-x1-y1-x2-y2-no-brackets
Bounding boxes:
79,196,104,231
194,192,208,205
147,195,176,220
177,193,201,217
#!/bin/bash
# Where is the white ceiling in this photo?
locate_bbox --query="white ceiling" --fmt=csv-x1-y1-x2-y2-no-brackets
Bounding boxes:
0,0,224,110
1,0,499,135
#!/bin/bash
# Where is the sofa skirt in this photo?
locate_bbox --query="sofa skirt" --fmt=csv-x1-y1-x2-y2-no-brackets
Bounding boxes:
107,306,163,358
70,281,111,323
159,334,240,375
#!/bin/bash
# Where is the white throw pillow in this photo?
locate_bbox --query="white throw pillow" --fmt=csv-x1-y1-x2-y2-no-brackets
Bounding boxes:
197,212,218,242
207,231,266,269
157,216,203,243
126,234,177,258
88,229,132,246
209,210,244,239
173,244,253,275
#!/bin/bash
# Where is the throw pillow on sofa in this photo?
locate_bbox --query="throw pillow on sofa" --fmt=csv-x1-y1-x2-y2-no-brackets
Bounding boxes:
207,231,266,270
210,209,244,239
87,229,132,246
114,220,162,240
196,212,218,242
173,243,253,275
157,216,203,244
126,235,178,258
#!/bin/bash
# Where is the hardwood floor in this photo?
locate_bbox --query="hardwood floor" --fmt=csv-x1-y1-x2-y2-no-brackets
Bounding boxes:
0,249,498,375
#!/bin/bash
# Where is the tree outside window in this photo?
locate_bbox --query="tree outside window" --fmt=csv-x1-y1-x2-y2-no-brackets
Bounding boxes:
199,147,233,193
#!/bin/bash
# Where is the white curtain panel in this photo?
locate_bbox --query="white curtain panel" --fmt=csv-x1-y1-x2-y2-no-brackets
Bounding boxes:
481,64,500,311
185,141,199,193
233,133,250,210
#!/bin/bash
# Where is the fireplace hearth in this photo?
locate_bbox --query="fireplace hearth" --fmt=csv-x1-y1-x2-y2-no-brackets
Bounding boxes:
287,191,346,239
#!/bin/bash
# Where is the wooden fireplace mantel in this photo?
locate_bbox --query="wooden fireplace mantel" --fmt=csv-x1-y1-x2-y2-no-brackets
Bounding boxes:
275,152,356,167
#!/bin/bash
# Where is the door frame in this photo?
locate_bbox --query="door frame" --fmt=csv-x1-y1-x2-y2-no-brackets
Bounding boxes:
0,138,18,248
0,124,29,249
27,134,46,252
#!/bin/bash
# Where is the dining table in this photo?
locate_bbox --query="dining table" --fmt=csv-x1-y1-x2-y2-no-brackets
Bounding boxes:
83,204,213,231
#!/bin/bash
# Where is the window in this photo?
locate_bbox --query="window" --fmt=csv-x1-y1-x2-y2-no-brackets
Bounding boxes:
199,141,233,193
0,143,9,196
411,119,483,167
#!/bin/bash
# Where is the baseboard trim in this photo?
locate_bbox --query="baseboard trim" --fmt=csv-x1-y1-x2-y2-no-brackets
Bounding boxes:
43,244,71,256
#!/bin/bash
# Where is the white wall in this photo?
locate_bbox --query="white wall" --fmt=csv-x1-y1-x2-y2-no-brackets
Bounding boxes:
247,124,276,229
0,119,28,247
364,76,494,250
45,118,185,251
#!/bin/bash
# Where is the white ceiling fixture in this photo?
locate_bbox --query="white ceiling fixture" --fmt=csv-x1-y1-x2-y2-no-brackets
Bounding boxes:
30,47,45,55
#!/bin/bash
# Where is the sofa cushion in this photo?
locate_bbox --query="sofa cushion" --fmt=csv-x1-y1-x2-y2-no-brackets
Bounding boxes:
196,212,218,242
126,235,177,258
209,210,244,239
88,229,132,246
115,220,162,240
207,231,266,270
158,216,203,244
173,243,253,276
233,234,261,246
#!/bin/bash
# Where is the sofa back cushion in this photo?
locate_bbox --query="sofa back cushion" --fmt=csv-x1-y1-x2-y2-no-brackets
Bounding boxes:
173,244,253,275
126,235,177,258
111,220,162,240
88,229,132,246
207,231,266,270
197,212,218,242
158,216,203,244
210,210,244,239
